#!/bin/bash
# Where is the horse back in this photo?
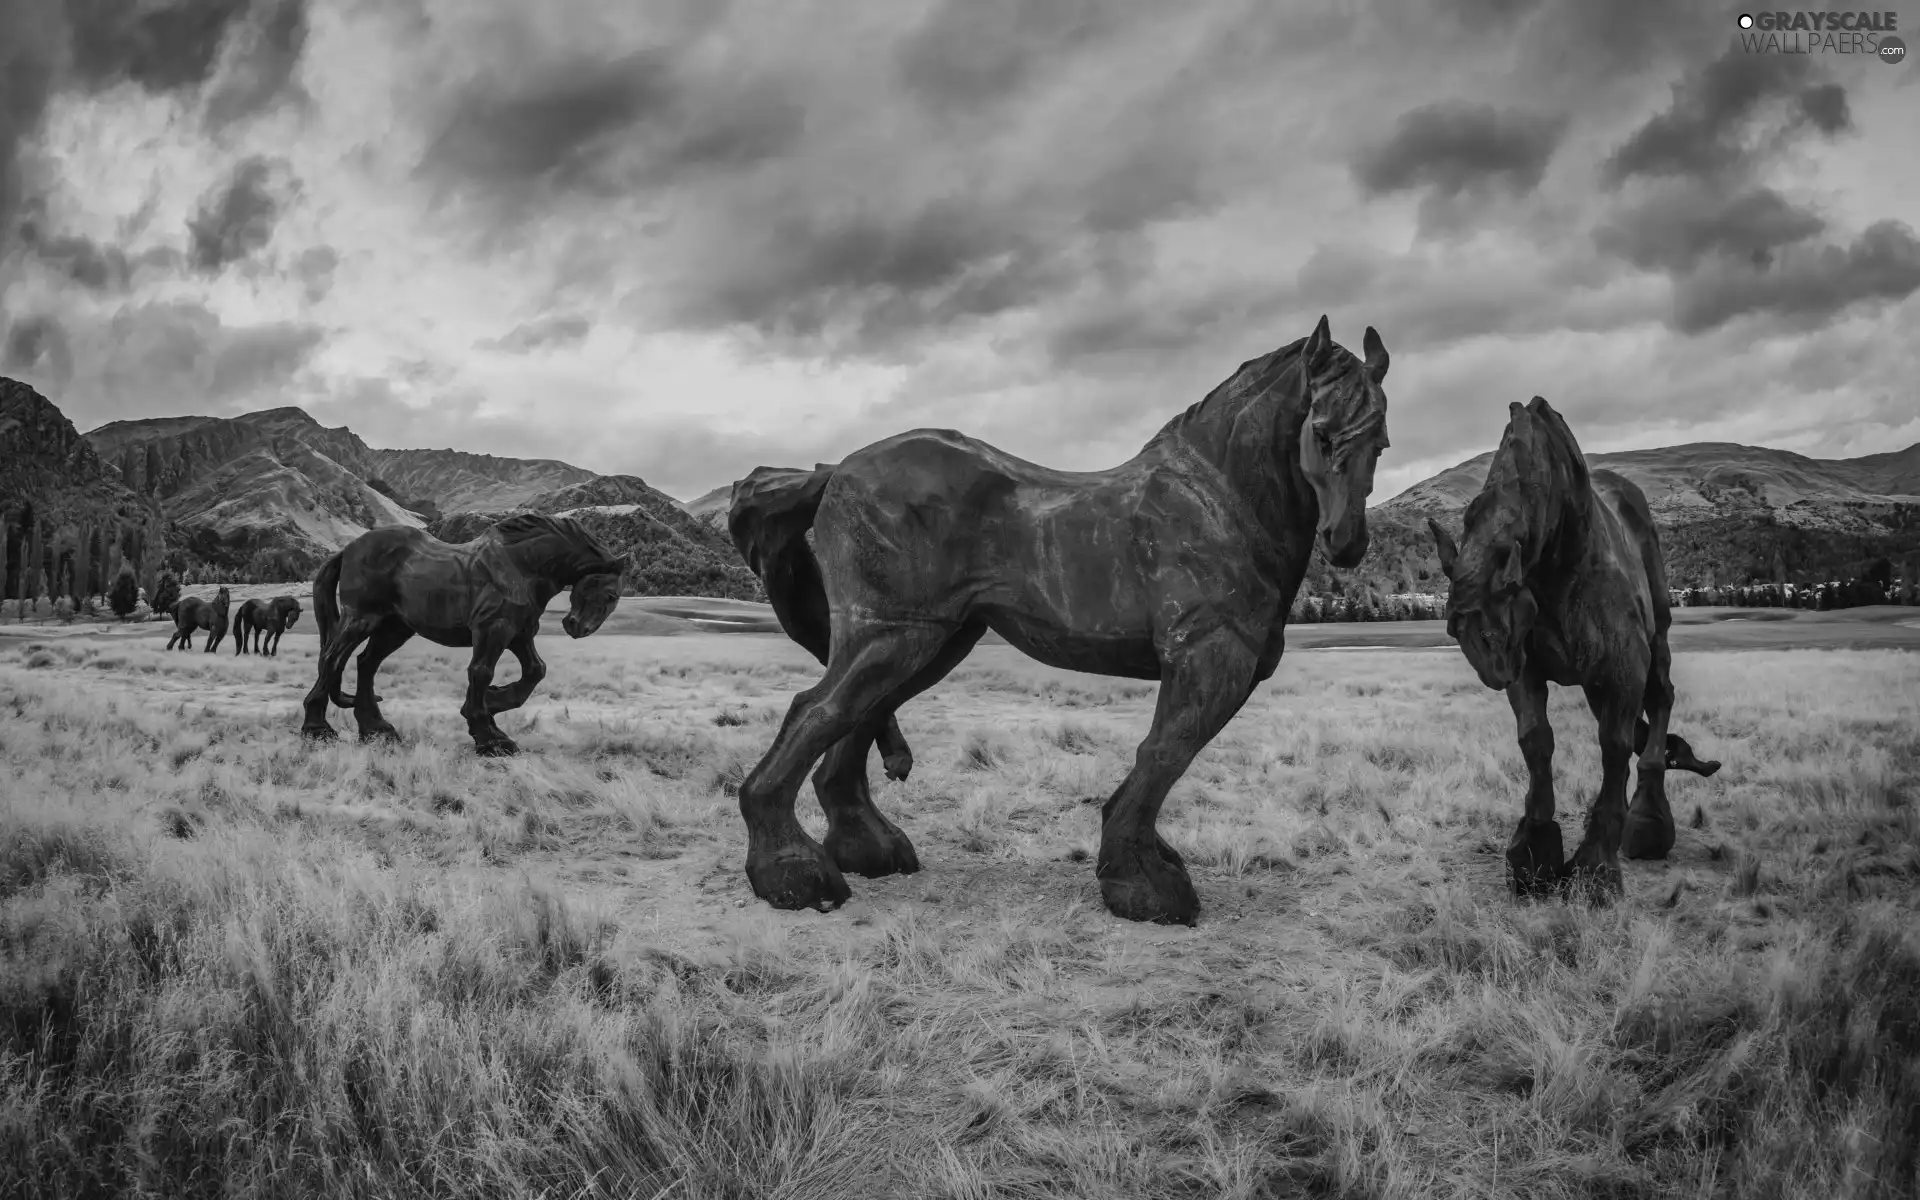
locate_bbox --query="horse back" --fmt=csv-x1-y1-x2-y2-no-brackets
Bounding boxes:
1589,469,1670,634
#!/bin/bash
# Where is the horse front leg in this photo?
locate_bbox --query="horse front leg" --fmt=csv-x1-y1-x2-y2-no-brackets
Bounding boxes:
1625,637,1678,860
1505,664,1563,897
1567,682,1639,905
1097,627,1259,926
483,633,547,714
460,625,518,756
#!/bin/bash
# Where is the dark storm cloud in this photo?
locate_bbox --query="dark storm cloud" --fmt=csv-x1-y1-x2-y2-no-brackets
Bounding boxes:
1352,102,1564,200
1582,37,1908,335
481,313,594,353
1672,220,1920,334
186,155,296,272
1602,49,1851,187
293,244,338,303
2,0,311,257
36,300,327,423
895,0,1116,112
1593,184,1826,274
671,198,1099,359
64,0,251,93
0,0,61,253
20,225,134,290
2,313,74,381
421,49,801,201
204,0,311,128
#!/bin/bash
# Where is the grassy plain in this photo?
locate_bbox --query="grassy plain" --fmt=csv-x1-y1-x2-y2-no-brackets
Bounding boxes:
2,601,1916,1199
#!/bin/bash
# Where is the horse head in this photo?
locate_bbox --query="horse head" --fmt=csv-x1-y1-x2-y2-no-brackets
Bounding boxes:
1295,316,1391,568
562,553,630,638
1429,399,1574,690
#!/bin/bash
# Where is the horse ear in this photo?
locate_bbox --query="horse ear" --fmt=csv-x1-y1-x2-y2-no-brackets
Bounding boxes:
1305,314,1331,363
1494,540,1525,593
1427,518,1457,577
1363,326,1389,384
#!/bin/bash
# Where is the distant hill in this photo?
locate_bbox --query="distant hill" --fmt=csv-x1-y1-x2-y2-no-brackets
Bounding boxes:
1365,439,1920,594
679,483,731,530
88,407,426,578
2,377,168,602
431,472,760,600
84,406,759,596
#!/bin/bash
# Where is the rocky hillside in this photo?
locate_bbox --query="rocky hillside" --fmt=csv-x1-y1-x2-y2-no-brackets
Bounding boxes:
2,378,168,603
366,448,597,517
432,474,760,600
1361,439,1920,594
84,406,759,595
88,408,425,578
679,484,731,530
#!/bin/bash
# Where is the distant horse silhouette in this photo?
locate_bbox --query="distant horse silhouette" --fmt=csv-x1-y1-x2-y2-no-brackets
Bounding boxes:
729,316,1393,925
233,595,302,656
300,515,628,755
1429,397,1721,902
165,587,230,652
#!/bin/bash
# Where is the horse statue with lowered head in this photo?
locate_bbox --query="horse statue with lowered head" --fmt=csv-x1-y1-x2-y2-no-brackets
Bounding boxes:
300,515,628,755
1429,397,1721,902
233,595,302,657
729,315,1393,926
165,587,230,652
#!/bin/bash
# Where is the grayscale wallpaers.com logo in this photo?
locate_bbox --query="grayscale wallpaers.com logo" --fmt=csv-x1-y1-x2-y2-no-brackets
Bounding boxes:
1736,10,1906,60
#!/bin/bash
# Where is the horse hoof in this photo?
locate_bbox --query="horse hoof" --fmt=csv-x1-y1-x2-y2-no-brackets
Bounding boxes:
302,725,338,742
825,820,920,878
1097,844,1200,926
1622,812,1675,861
359,725,402,745
881,748,914,782
475,737,520,758
747,844,851,912
1506,818,1565,897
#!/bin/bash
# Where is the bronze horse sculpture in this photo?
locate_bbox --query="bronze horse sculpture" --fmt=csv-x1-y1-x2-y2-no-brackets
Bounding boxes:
729,316,1393,925
233,596,302,656
1429,397,1720,902
165,587,230,652
300,515,627,755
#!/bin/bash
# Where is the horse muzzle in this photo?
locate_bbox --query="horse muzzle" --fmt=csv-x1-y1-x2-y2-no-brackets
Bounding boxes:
1319,525,1370,570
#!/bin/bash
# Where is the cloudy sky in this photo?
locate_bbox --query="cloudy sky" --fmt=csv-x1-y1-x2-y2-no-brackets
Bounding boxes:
1,0,1916,503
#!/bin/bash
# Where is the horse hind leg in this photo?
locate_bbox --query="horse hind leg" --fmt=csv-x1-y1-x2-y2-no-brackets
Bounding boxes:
353,621,414,743
812,623,985,879
300,612,381,741
741,623,954,912
1624,641,1679,861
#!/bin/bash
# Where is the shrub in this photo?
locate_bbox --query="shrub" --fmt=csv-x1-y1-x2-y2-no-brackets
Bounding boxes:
109,570,139,619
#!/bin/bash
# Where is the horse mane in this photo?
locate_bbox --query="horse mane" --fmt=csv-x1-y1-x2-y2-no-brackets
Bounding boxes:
490,513,624,581
1461,397,1593,581
1147,335,1384,468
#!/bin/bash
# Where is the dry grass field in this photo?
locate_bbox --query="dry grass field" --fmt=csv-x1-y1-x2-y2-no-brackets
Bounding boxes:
2,604,1917,1199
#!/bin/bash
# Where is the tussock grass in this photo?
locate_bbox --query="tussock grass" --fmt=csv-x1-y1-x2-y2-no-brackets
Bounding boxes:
0,631,1915,1198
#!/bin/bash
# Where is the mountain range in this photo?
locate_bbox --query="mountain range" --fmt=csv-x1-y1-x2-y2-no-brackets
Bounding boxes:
7,373,1917,602
1358,439,1920,597
76,400,758,598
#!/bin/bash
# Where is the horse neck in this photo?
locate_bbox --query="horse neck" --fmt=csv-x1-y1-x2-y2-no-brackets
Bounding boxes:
1495,445,1592,587
1153,359,1313,545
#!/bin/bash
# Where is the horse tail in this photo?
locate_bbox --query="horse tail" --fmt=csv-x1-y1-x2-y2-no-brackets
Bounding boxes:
727,464,836,663
312,552,359,707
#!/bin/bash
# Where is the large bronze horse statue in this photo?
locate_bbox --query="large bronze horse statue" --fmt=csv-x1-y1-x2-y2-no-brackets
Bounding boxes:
165,587,230,652
729,316,1393,925
300,515,627,755
1428,397,1720,902
233,595,302,656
